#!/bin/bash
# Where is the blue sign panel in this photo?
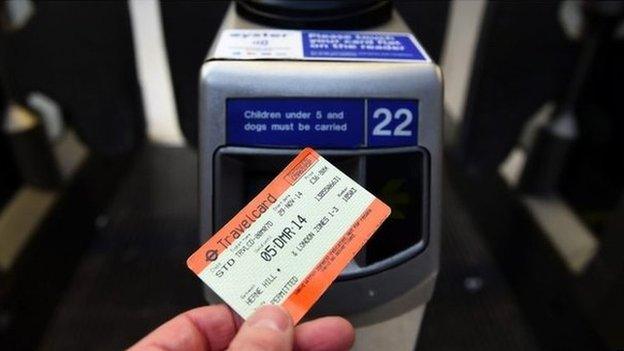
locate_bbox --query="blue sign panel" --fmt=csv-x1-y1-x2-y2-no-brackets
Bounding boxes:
226,98,418,148
227,98,365,148
367,99,419,147
302,31,427,61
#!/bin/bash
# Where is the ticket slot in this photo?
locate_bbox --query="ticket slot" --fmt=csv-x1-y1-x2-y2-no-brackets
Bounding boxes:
212,147,429,277
213,149,369,267
364,151,427,265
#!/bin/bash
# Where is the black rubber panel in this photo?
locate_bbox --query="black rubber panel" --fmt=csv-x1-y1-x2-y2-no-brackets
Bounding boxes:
6,120,61,189
0,132,20,208
160,1,230,148
457,1,578,175
0,95,23,207
236,0,392,29
2,2,144,155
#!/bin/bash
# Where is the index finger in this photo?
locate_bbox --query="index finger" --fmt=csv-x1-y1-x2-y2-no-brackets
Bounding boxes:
128,305,240,351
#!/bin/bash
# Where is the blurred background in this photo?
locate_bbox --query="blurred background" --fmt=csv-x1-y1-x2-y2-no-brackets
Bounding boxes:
0,0,623,350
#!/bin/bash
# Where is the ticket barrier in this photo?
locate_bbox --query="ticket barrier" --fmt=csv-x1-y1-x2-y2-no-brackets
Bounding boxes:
199,1,442,348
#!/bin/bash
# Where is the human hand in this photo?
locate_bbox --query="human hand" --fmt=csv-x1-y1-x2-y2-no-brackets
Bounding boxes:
128,304,354,351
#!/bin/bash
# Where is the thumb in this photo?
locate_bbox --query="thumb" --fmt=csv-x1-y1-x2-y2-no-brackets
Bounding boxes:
228,305,294,351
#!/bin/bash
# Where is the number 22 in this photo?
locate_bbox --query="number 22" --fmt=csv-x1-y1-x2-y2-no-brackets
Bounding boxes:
372,108,413,137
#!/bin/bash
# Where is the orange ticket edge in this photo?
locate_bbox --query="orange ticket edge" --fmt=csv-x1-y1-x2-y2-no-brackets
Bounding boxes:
187,147,319,275
282,198,391,323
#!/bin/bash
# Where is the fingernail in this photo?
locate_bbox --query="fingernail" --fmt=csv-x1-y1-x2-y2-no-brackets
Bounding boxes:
247,305,291,332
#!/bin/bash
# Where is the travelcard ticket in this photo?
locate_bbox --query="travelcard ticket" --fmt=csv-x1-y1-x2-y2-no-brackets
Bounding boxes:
187,148,390,323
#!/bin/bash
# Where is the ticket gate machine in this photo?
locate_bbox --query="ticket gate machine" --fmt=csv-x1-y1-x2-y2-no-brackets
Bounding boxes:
199,1,442,346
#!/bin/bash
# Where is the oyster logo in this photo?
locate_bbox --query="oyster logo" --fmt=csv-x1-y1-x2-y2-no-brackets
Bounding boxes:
205,249,219,262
